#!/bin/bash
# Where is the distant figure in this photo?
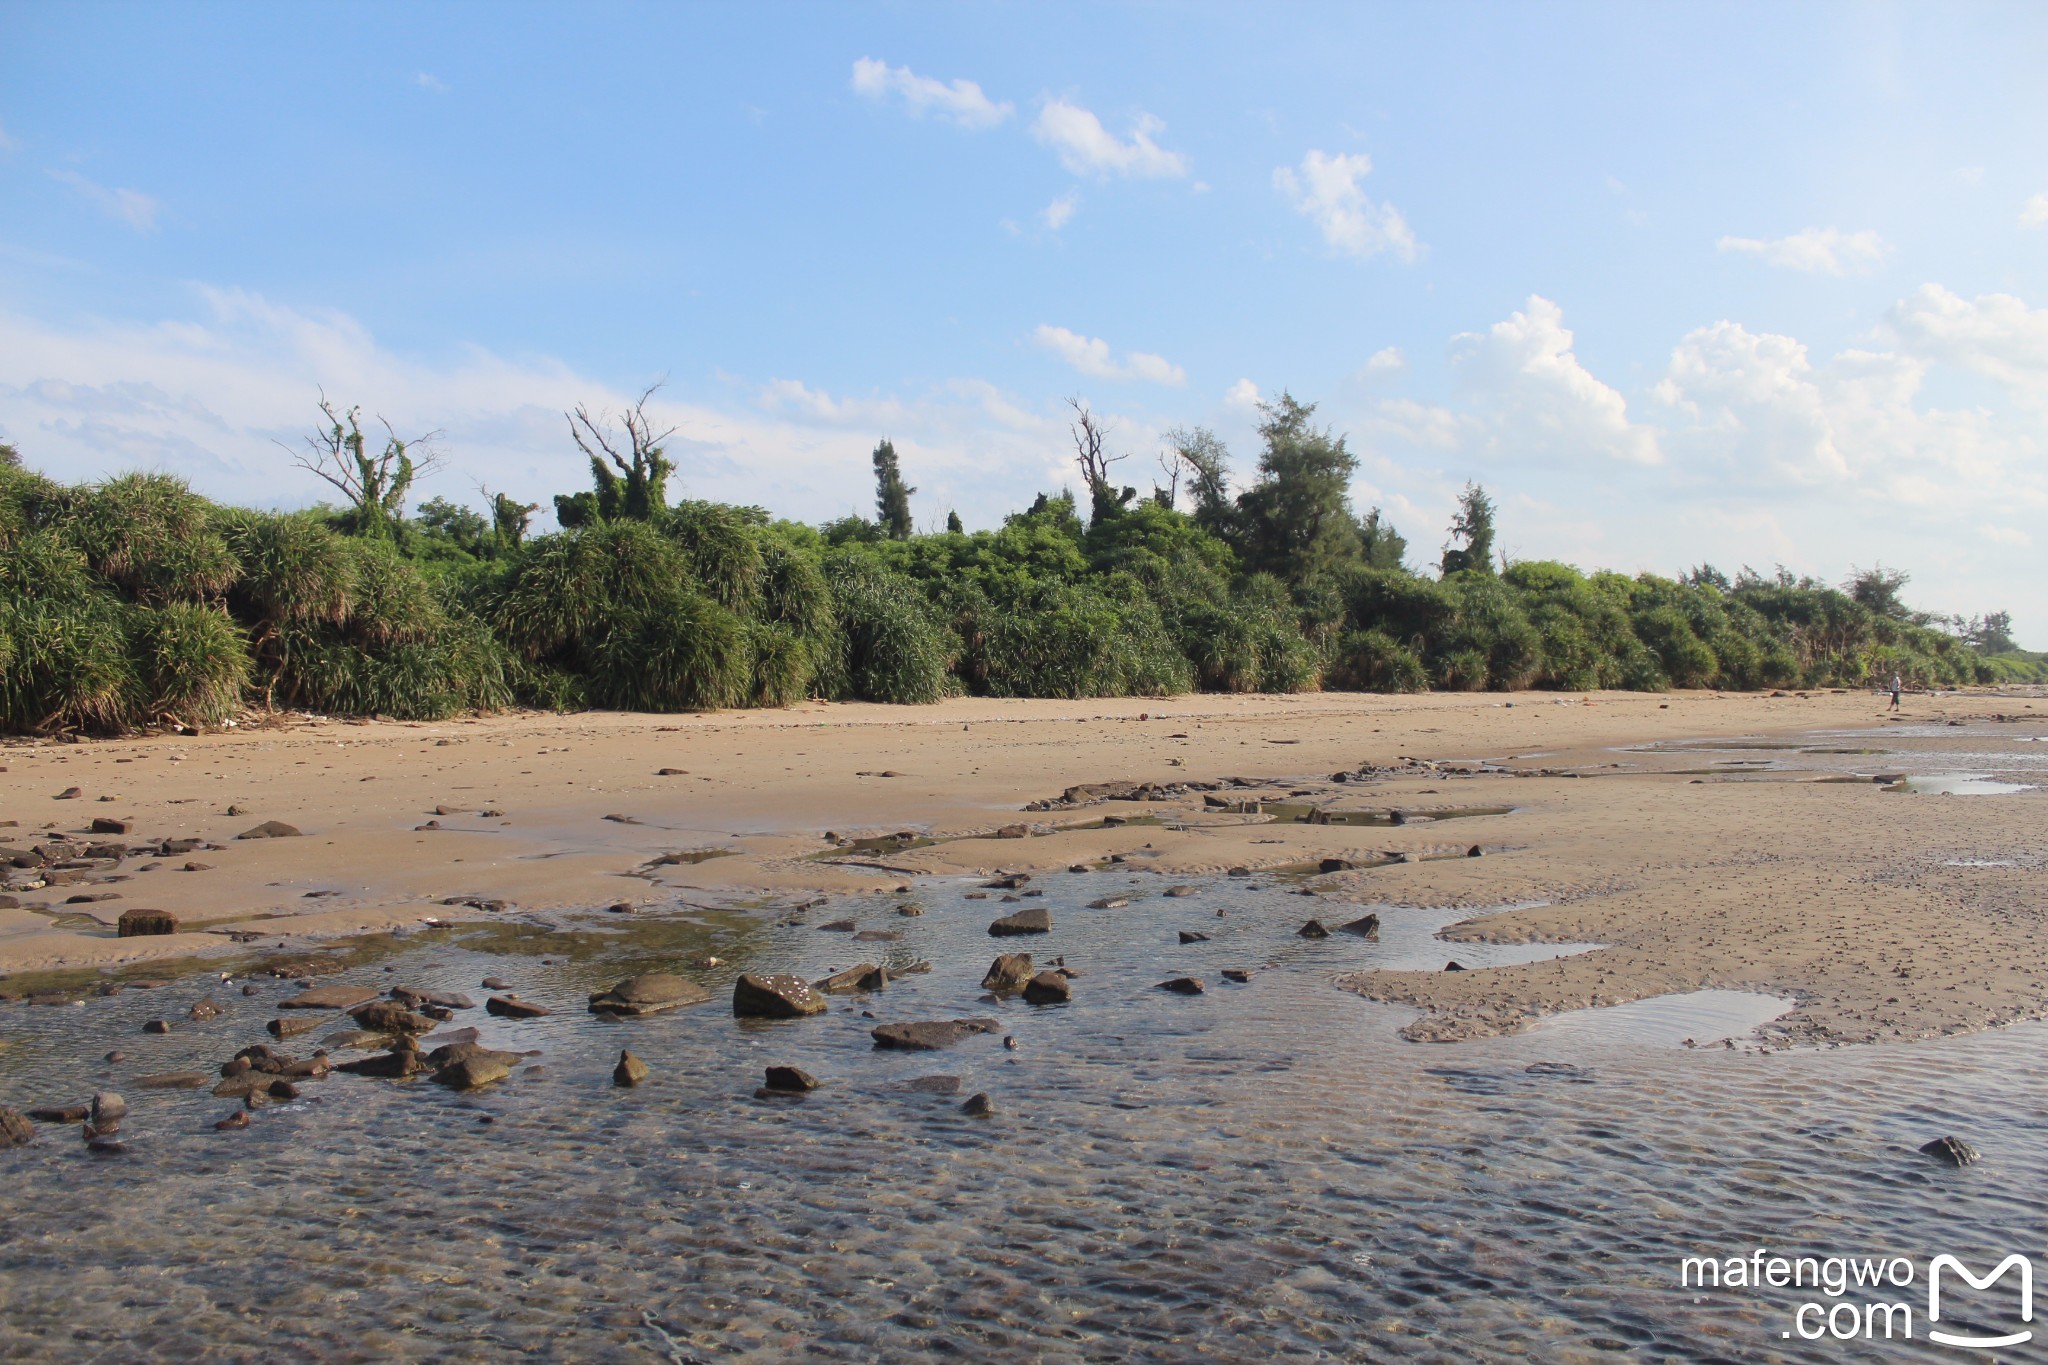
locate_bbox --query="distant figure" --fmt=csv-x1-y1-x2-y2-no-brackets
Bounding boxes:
1889,673,1903,710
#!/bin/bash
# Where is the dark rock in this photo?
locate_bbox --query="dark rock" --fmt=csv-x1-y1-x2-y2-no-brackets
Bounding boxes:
267,1015,324,1039
1227,866,1251,878
587,973,711,1016
278,984,380,1011
613,1050,649,1087
350,1000,439,1034
423,1043,522,1070
1444,961,1466,972
1164,885,1199,899
763,1065,819,1093
188,998,224,1021
961,1092,995,1117
335,1050,424,1079
995,824,1029,839
27,1103,89,1123
856,966,892,991
1339,914,1381,940
89,817,131,835
481,977,510,991
116,909,178,938
818,918,858,932
1297,919,1330,939
981,953,1034,991
214,1111,251,1131
90,1092,127,1126
1467,845,1484,858
1319,858,1357,873
0,1109,35,1147
988,906,1051,936
267,1080,300,1100
485,995,551,1019
1178,930,1211,944
896,904,924,917
391,986,476,1012
1222,968,1253,983
55,787,83,800
1157,977,1206,995
1022,971,1072,1005
983,873,1031,890
236,821,303,840
434,1055,512,1090
853,929,902,942
871,1018,1001,1050
813,963,880,994
732,973,826,1019
134,1071,210,1090
1921,1135,1980,1166
143,1019,172,1034
1087,896,1128,910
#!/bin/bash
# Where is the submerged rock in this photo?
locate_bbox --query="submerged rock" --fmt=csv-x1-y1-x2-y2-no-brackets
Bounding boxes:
0,1109,34,1147
1920,1135,1980,1167
988,907,1051,937
732,973,826,1019
871,1018,1001,1050
434,1055,513,1090
1177,931,1210,944
1157,977,1206,995
485,995,551,1019
279,985,380,1011
763,1065,819,1093
1297,919,1330,939
1022,972,1072,1006
424,1043,524,1071
351,1000,439,1035
961,1092,995,1117
981,953,1034,992
613,1051,649,1087
814,964,881,994
1339,914,1381,940
905,1075,961,1094
1165,885,1198,898
1222,968,1253,983
588,973,711,1016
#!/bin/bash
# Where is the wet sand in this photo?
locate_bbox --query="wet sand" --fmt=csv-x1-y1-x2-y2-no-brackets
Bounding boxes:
3,687,2044,1047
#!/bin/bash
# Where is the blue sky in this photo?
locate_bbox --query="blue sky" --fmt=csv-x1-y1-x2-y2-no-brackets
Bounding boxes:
4,2,2046,638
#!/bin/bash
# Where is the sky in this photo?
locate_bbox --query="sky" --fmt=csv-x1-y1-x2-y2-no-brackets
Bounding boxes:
2,1,2046,640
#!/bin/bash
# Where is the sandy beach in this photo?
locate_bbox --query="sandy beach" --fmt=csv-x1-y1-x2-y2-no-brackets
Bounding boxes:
5,686,2042,1048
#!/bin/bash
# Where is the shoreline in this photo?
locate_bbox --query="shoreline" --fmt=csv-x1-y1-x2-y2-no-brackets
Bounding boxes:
4,685,2043,1047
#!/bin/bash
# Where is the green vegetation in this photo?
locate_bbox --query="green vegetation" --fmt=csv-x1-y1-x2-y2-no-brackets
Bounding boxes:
1,388,2038,735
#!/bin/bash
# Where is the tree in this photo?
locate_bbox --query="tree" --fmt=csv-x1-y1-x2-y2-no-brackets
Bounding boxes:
1234,392,1359,584
1845,566,1919,623
288,396,440,538
488,490,540,551
1440,482,1497,577
1068,399,1134,525
945,510,964,534
557,385,675,527
1963,610,2017,654
872,439,915,540
1166,426,1233,535
1358,506,1407,571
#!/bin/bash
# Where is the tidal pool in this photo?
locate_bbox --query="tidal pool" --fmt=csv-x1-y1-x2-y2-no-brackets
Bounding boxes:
0,873,2040,1362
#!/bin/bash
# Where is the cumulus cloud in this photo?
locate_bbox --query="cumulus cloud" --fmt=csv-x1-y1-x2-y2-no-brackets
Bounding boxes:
1272,150,1417,263
1032,100,1187,179
1716,227,1886,275
47,169,158,231
1884,283,2048,396
1042,189,1079,231
851,57,1012,129
1363,346,1405,373
2021,193,2048,230
1449,295,1660,466
1223,378,1261,410
1032,325,1185,386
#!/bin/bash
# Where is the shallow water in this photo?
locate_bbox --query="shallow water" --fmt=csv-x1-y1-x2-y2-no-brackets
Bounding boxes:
2,871,2044,1362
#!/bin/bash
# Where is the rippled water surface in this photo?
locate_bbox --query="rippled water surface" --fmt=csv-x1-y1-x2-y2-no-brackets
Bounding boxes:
3,869,2044,1362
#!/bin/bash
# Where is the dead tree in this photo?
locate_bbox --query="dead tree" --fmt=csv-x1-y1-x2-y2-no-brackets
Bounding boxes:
1067,397,1134,523
288,395,441,537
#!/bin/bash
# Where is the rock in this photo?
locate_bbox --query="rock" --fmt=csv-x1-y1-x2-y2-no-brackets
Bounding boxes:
55,786,83,800
236,820,303,840
1339,914,1381,940
853,929,902,942
818,918,858,932
267,1015,324,1039
90,1092,127,1126
434,1056,513,1090
1444,961,1466,972
267,1080,300,1100
278,984,381,1011
420,1027,481,1050
983,873,1031,890
896,904,923,917
587,973,712,1016
27,1104,89,1123
1222,968,1253,983
334,1050,424,1078
1178,931,1211,944
1319,858,1358,873
605,902,634,914
481,977,510,991
981,953,1034,992
143,1019,172,1034
732,973,827,1019
134,1071,210,1090
613,1051,649,1087
1297,919,1330,939
214,1111,251,1131
188,998,224,1021
961,1092,995,1117
763,1065,819,1093
1467,845,1484,858
116,909,178,938
350,1000,439,1034
855,966,892,991
988,907,1052,937
905,1075,960,1094
872,1018,1001,1050
391,986,477,1011
485,995,551,1019
995,824,1029,839
1227,866,1251,878
1087,897,1128,910
1022,971,1072,1006
1165,885,1198,897
89,817,131,835
84,1135,127,1156
1920,1135,1980,1166
1158,977,1206,995
813,964,881,994
0,1109,34,1147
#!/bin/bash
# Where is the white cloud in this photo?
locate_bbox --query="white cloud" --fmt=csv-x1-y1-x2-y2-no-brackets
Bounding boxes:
1272,150,1417,263
1450,295,1660,466
1884,283,2048,397
1032,325,1185,387
47,169,158,232
414,72,448,94
1032,100,1187,179
1363,346,1406,373
1980,524,2033,548
2020,193,2048,230
1715,227,1886,275
1223,378,1261,410
1043,189,1079,231
851,58,1012,130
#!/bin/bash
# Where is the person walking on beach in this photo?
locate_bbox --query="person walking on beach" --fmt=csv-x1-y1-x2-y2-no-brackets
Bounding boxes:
1888,672,1903,710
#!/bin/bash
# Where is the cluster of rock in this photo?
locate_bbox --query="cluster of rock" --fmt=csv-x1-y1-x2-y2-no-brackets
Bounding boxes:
0,829,226,918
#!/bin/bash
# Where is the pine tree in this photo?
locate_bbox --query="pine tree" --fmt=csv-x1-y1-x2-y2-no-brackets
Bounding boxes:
872,440,916,540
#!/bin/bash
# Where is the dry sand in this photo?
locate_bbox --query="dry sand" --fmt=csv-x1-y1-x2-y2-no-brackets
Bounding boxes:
3,687,2043,1046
